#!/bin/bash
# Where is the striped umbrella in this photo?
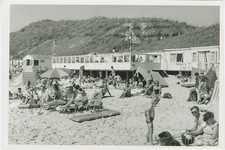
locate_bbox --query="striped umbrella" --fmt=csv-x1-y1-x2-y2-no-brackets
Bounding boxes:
40,68,70,79
57,68,71,74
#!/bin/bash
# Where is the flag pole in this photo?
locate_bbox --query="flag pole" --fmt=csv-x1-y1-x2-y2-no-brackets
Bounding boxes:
52,39,55,56
129,28,132,54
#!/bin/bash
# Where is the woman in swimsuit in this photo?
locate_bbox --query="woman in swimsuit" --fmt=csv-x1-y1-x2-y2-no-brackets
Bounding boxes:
153,80,162,97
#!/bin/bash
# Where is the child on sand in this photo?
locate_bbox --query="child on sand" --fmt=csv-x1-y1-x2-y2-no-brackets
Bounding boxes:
144,94,160,145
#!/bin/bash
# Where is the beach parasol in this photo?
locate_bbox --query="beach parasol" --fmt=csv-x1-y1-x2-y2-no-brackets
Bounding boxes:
40,68,70,79
57,68,71,74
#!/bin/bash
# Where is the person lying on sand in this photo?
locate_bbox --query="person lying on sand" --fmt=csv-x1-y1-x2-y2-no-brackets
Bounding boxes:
119,81,131,98
144,95,160,145
188,111,218,146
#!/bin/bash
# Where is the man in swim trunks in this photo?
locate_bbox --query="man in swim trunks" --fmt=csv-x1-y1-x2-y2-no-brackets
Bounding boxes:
144,94,160,145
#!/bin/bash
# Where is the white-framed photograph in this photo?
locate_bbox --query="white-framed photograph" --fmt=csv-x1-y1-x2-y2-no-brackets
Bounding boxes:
1,0,224,150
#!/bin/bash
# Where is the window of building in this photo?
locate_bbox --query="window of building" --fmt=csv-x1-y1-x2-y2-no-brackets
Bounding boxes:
118,55,123,63
60,58,63,63
68,57,71,63
76,57,79,63
100,56,105,63
34,60,39,66
153,55,159,63
40,60,45,63
53,58,56,63
85,56,89,63
57,58,59,63
131,55,135,62
80,57,84,63
139,55,146,62
193,53,197,62
26,60,30,66
211,51,217,62
177,54,183,62
170,54,176,62
95,56,100,63
90,56,94,63
64,57,67,63
124,55,130,62
112,56,117,63
72,57,75,63
170,53,183,63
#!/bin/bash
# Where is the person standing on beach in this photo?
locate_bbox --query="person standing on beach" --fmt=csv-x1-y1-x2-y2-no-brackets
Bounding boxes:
144,94,160,145
194,72,200,88
79,66,84,85
110,66,116,88
152,80,162,97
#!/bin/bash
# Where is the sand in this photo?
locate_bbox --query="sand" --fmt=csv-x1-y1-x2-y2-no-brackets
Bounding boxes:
8,75,216,145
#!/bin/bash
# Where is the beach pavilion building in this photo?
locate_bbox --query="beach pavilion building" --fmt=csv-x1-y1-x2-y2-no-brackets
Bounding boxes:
23,54,52,72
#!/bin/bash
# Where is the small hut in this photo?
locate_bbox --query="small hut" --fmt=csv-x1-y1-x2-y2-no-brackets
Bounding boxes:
23,54,52,72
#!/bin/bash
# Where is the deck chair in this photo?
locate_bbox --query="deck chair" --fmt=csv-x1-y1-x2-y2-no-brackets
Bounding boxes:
89,91,103,112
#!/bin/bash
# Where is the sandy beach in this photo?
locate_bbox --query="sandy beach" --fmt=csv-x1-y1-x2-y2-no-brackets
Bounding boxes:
8,75,217,145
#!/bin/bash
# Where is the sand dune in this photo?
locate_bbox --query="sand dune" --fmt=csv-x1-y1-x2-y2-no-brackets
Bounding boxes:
8,75,217,145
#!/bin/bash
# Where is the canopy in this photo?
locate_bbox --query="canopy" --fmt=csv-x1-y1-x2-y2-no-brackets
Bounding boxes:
136,64,168,87
40,68,70,79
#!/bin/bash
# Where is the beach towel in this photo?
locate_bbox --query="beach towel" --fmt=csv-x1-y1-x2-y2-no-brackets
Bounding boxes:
70,109,120,123
181,83,195,88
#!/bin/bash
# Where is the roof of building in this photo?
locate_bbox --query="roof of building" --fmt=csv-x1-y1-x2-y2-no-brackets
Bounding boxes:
25,54,52,59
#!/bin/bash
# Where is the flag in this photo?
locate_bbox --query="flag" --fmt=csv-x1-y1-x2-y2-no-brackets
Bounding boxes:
131,31,141,43
54,40,57,48
125,30,141,43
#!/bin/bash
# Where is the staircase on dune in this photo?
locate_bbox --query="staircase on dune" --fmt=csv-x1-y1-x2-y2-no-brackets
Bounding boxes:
9,73,24,88
22,72,38,86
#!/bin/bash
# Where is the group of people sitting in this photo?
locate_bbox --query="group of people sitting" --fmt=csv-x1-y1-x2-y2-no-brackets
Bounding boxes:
183,106,219,146
187,72,213,105
119,79,162,99
11,76,113,112
153,106,219,146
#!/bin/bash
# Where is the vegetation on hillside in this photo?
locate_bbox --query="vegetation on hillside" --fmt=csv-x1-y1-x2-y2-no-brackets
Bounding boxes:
10,17,219,59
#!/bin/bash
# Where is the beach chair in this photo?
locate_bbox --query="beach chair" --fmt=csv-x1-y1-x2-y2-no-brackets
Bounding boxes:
89,91,103,112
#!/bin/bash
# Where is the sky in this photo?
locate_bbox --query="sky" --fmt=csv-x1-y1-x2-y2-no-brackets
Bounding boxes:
10,5,220,32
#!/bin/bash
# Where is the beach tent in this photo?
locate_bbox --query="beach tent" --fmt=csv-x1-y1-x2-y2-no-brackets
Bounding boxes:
135,64,168,87
202,80,219,121
204,65,219,89
191,65,218,88
201,65,219,121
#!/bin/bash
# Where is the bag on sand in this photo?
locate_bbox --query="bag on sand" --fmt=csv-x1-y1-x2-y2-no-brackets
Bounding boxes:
162,93,172,99
182,133,194,146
